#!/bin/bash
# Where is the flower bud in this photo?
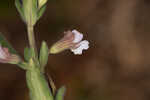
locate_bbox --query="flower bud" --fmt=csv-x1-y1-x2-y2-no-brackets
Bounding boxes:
38,0,47,9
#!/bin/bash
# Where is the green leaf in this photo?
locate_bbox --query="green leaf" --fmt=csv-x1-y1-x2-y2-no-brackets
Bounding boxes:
15,0,26,22
23,0,38,25
55,87,66,100
39,41,49,72
17,62,28,70
0,33,17,54
37,5,46,21
24,47,35,62
32,0,38,25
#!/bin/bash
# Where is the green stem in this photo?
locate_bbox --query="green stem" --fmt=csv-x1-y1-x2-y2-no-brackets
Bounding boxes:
27,25,35,49
25,1,54,100
27,25,38,57
26,66,54,100
27,0,38,59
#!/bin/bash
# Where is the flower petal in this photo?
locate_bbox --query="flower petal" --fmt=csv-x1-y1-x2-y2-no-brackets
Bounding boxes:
71,40,89,55
0,45,21,64
72,29,83,43
79,40,89,50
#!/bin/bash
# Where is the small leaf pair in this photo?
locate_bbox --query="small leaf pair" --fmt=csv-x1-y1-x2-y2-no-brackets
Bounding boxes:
15,0,47,25
24,41,48,72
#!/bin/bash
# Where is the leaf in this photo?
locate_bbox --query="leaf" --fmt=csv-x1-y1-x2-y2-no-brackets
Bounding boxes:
32,0,38,25
23,0,38,25
0,33,17,54
17,62,28,70
46,73,56,95
24,47,34,62
37,5,46,21
39,41,49,72
55,87,66,100
15,0,26,22
24,47,36,62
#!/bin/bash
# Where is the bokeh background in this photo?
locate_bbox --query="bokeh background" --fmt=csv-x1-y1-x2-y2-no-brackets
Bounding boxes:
0,0,150,100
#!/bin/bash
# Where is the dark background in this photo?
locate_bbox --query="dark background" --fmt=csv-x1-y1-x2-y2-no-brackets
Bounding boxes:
0,0,150,100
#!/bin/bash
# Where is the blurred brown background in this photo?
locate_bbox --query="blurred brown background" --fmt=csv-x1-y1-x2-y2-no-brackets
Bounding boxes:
0,0,150,100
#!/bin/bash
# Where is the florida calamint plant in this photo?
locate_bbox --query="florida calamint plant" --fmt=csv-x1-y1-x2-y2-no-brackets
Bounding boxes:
0,0,89,100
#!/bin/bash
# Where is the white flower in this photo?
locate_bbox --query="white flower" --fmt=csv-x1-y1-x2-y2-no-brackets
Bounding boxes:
71,40,89,55
50,29,89,55
71,30,89,55
72,30,83,43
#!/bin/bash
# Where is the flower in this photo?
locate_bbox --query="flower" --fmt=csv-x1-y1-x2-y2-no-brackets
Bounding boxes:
0,45,21,64
50,29,89,55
